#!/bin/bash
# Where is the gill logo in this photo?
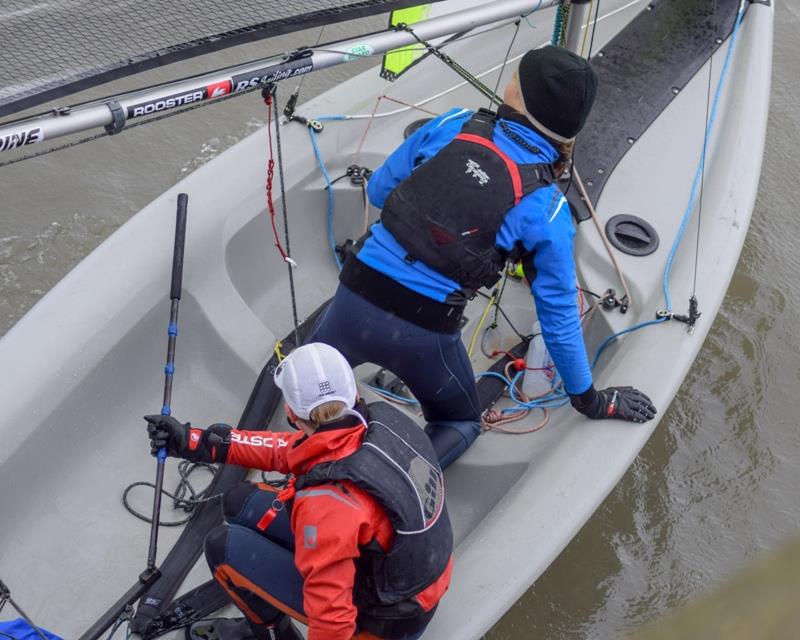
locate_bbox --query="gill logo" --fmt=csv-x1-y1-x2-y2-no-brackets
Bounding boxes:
465,159,490,186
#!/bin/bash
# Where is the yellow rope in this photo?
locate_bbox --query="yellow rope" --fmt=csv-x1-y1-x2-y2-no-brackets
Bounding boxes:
274,340,286,362
467,292,496,358
580,0,597,58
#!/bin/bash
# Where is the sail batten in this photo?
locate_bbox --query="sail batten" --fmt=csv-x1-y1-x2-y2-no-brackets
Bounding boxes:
0,0,447,118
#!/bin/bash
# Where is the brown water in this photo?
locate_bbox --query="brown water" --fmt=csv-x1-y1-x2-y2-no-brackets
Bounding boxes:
489,2,800,637
1,2,799,639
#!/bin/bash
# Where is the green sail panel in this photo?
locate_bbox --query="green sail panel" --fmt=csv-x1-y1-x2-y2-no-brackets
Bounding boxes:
381,5,433,81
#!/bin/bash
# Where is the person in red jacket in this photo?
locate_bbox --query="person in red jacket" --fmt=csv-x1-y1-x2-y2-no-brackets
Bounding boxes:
145,343,453,640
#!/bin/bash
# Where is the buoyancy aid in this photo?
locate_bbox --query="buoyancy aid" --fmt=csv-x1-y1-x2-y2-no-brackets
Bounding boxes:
295,402,453,624
381,108,557,292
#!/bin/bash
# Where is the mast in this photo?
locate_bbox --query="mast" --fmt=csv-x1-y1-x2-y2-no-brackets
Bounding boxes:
0,0,558,155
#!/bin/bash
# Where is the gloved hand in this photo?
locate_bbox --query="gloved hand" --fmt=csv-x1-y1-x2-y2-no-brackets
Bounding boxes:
569,385,656,423
144,414,190,457
144,415,232,462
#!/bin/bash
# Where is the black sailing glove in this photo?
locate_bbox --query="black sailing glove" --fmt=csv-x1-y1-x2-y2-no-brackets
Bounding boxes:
144,414,232,463
569,385,657,423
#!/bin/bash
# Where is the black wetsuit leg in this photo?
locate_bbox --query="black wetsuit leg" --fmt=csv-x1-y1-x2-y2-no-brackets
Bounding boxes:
307,284,481,468
204,483,302,625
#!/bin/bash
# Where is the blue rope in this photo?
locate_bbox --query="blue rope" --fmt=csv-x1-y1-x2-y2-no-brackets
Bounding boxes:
590,317,668,370
507,370,569,409
662,4,746,311
476,369,569,411
364,383,420,405
306,126,342,270
475,6,748,418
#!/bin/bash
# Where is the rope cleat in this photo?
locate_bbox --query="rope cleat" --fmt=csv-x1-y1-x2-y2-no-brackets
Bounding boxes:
345,164,372,185
601,288,629,314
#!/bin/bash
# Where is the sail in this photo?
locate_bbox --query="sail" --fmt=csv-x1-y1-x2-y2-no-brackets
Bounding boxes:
380,5,433,80
0,0,447,118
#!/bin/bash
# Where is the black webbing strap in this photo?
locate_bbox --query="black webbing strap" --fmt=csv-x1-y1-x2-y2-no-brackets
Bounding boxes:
140,580,229,639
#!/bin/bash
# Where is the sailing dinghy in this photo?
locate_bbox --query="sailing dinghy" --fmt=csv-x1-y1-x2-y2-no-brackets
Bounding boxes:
0,0,773,637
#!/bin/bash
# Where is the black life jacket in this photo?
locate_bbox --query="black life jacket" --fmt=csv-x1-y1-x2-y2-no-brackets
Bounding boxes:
295,401,452,626
381,108,556,292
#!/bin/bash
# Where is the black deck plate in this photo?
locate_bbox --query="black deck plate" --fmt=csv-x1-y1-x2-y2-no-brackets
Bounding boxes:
569,0,742,221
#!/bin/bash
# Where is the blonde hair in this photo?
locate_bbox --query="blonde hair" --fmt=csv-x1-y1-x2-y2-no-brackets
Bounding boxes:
309,400,348,425
552,138,575,180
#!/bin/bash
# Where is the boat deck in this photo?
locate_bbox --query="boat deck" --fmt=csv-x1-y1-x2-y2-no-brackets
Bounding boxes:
0,0,773,637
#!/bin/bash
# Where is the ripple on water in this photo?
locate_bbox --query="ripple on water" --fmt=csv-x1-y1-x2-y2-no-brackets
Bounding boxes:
0,212,118,336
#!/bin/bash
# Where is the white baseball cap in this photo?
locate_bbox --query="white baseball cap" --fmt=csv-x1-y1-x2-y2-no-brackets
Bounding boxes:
274,343,357,420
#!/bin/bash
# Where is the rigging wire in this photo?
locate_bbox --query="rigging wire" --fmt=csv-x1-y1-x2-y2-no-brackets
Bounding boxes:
474,289,531,342
586,0,600,60
270,86,301,342
490,17,522,109
0,579,55,640
296,26,326,94
395,24,504,106
693,0,719,296
579,0,598,57
663,0,747,313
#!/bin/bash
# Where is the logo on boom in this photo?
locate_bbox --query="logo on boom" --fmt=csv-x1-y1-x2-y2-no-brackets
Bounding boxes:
0,127,43,152
127,89,207,119
230,59,314,93
206,80,232,98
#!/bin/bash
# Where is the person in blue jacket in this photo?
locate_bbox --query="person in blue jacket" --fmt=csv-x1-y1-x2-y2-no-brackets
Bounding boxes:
309,45,655,468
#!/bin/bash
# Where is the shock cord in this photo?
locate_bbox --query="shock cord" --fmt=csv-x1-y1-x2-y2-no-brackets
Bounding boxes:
397,24,504,107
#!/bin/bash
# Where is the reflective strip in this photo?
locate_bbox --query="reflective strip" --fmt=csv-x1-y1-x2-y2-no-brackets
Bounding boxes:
548,195,567,223
454,132,523,205
295,488,360,509
368,420,438,474
436,107,470,128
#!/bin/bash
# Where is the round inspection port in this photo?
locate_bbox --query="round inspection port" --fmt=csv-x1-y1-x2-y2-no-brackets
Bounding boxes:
605,214,660,256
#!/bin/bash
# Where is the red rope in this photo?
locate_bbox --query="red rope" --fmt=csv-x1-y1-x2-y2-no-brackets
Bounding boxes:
264,93,289,261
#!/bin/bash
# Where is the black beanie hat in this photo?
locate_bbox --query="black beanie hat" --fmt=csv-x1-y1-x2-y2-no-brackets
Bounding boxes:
517,45,598,141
